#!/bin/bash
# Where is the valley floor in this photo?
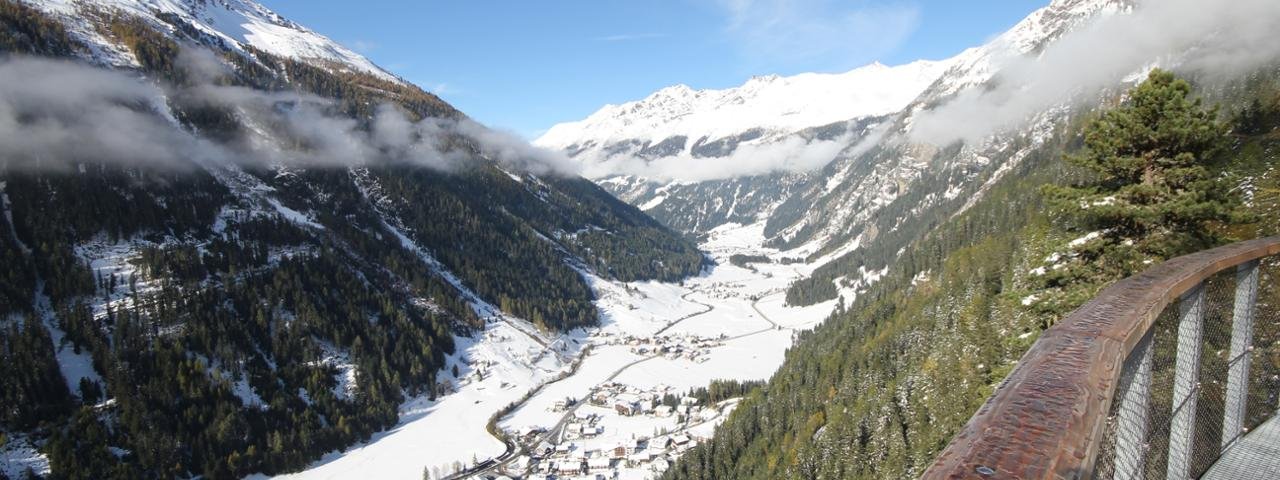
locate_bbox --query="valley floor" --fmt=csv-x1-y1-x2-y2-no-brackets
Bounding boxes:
268,222,837,480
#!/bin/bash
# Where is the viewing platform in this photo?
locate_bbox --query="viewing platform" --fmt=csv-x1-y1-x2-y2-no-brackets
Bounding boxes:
925,237,1280,480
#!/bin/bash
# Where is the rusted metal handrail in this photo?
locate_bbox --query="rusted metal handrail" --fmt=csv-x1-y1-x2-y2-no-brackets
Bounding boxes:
924,236,1280,479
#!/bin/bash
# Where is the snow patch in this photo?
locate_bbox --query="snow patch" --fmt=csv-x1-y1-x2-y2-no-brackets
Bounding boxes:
312,341,358,401
0,181,32,255
1069,231,1103,248
33,284,105,398
0,433,51,479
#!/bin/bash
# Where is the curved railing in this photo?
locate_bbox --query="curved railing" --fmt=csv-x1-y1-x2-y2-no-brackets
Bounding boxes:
925,236,1280,479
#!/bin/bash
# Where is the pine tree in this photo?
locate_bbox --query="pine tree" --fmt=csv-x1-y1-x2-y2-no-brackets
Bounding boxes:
1043,69,1251,283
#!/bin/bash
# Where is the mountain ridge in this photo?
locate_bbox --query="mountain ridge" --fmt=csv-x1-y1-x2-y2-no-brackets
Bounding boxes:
537,58,947,158
27,0,400,81
0,1,706,477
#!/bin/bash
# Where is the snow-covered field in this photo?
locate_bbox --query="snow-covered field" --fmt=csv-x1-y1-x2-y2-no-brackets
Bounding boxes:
275,221,838,479
268,312,585,480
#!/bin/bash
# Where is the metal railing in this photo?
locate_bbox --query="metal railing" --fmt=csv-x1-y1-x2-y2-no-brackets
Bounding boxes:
924,236,1280,479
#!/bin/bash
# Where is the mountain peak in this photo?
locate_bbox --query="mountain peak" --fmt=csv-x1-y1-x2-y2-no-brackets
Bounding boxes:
26,0,400,82
537,60,953,155
745,73,782,84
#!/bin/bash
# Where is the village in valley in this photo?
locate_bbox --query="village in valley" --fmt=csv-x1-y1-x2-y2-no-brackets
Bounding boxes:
458,331,743,479
509,384,726,479
301,224,840,480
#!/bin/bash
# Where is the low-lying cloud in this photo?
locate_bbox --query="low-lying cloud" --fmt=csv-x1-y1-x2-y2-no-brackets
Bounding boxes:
0,53,577,176
0,57,208,171
581,126,885,182
912,0,1280,145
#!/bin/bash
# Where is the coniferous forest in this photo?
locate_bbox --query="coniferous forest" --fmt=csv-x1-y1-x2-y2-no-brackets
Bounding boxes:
5,1,1280,479
0,1,704,478
663,69,1280,479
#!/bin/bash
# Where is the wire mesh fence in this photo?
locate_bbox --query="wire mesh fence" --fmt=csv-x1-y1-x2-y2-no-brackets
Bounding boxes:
1092,258,1280,479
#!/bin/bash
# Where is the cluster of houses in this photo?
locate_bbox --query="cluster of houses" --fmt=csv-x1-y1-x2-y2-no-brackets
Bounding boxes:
618,334,721,363
585,382,710,421
516,433,699,478
500,383,718,479
696,281,754,300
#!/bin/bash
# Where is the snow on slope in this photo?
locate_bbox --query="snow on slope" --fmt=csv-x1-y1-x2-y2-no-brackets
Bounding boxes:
271,317,579,480
274,221,837,480
538,60,947,149
26,0,398,81
928,0,1131,101
0,434,51,479
763,0,1132,255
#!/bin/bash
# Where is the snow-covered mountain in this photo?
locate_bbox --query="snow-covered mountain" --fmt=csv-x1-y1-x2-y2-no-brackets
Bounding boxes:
767,0,1133,253
536,60,946,233
0,1,706,477
27,0,398,81
542,0,1141,296
538,59,948,165
536,0,1127,236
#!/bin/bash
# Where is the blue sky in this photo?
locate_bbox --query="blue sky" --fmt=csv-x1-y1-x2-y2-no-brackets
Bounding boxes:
262,0,1049,139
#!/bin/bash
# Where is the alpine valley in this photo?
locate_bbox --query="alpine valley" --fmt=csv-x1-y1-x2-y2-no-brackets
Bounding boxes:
3,0,1280,479
541,0,1280,478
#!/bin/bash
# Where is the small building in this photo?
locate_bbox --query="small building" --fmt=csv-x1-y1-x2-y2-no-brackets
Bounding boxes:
588,457,611,472
615,402,637,416
640,400,655,413
654,405,673,417
520,426,543,437
628,452,652,467
557,459,584,476
673,434,691,446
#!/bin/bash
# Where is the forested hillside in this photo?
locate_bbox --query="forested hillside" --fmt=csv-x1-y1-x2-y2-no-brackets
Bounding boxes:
664,69,1280,479
0,1,703,478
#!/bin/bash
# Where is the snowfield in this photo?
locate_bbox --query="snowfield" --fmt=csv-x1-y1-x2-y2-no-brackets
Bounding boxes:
27,0,398,81
537,60,951,150
268,315,584,480
273,221,838,479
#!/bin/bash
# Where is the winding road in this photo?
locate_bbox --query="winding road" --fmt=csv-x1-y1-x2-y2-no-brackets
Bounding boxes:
653,290,715,336
449,286,797,479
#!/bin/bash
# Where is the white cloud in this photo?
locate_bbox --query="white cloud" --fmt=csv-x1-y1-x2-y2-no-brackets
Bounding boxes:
911,0,1280,145
579,126,886,182
0,54,577,176
714,0,919,70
